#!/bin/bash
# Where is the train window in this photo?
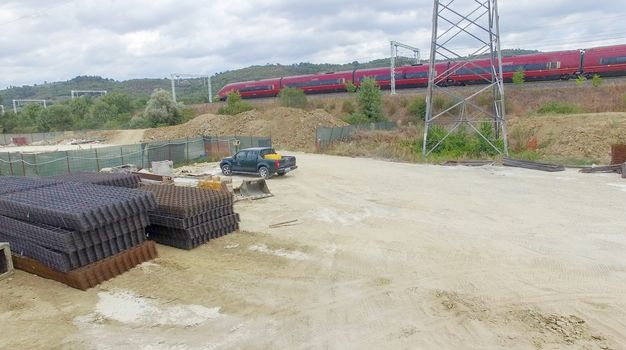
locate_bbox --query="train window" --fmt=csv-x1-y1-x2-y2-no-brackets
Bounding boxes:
284,78,343,88
456,67,490,75
359,74,402,81
546,62,561,70
239,85,273,92
502,65,525,73
523,63,548,71
405,72,428,79
600,56,626,65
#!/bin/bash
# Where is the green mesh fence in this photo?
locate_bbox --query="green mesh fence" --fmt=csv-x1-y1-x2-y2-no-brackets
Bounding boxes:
316,122,396,149
0,135,271,177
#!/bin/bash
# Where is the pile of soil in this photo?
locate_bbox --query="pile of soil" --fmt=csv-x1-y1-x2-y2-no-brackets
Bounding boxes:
143,107,347,151
508,112,626,163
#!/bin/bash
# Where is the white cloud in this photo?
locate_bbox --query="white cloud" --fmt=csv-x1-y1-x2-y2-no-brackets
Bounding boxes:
0,0,625,88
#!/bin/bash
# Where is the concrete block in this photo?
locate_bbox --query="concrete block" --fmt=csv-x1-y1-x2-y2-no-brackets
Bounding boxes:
0,242,14,280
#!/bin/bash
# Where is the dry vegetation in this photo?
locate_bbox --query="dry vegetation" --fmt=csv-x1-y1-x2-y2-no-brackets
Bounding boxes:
180,80,626,164
143,107,346,151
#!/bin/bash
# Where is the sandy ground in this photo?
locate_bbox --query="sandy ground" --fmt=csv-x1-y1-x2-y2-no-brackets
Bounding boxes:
1,153,626,350
0,130,146,153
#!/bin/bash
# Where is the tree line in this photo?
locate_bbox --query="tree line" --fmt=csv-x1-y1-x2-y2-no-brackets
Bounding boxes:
0,89,187,133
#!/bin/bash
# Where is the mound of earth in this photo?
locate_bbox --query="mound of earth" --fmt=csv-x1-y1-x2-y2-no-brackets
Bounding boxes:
143,107,347,151
508,112,626,163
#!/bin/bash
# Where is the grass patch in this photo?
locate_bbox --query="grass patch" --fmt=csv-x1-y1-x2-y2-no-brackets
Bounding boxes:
536,101,582,115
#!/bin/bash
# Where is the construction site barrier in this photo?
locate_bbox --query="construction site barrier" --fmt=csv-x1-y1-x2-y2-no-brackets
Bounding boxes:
0,135,272,177
316,122,396,150
0,130,100,146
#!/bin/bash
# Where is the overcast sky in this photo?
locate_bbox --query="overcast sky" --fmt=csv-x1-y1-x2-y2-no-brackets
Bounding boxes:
1,0,625,89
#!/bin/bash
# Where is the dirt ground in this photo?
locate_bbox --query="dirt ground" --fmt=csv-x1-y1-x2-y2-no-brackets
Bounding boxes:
0,130,147,153
508,112,626,163
1,153,626,349
143,107,347,151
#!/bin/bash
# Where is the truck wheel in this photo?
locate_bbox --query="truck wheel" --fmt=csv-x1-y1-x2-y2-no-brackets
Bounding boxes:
221,164,232,176
258,166,270,179
277,171,286,176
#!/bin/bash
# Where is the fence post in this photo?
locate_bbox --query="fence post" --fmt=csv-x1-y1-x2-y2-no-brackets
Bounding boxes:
120,147,124,165
141,143,145,169
30,133,34,144
168,140,172,161
329,127,334,148
315,128,320,152
95,149,100,171
146,144,151,167
33,153,39,176
20,153,26,176
65,151,71,174
7,153,14,176
186,137,190,162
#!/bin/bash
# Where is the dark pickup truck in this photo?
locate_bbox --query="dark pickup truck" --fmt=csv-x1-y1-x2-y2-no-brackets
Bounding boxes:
220,147,297,178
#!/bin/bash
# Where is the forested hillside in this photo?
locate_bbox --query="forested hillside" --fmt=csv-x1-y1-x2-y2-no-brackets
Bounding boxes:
1,49,538,106
0,49,538,133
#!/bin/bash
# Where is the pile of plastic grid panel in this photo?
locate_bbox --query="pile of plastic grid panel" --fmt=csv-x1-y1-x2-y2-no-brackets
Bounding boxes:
50,172,141,188
139,184,240,250
0,176,60,196
0,178,158,288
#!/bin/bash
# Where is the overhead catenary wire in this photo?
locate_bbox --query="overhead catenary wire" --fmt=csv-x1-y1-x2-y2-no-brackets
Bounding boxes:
0,1,74,28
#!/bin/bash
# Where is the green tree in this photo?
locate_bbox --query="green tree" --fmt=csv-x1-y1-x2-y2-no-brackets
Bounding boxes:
45,104,75,131
18,104,47,132
84,99,118,129
278,87,307,108
144,88,183,126
407,96,427,121
512,68,525,85
217,91,254,115
345,81,357,93
102,92,133,114
356,78,385,122
591,74,602,87
0,110,18,132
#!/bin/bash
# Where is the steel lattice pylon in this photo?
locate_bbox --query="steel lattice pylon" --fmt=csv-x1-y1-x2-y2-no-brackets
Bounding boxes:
423,0,508,156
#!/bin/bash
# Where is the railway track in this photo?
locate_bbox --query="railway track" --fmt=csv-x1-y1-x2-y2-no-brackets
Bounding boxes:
217,75,626,104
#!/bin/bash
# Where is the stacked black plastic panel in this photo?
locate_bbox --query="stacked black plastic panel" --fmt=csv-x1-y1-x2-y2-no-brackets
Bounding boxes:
139,185,239,250
0,178,156,272
0,176,59,196
50,172,141,188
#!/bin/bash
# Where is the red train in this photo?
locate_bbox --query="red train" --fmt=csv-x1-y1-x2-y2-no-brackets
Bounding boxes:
217,44,626,100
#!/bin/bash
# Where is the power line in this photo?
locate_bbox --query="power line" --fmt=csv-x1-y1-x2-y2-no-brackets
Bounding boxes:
0,1,74,28
502,12,626,32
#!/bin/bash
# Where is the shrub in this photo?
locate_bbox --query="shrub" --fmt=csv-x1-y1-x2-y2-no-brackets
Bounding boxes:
344,113,369,125
407,96,427,121
537,101,582,115
575,75,587,86
591,74,602,87
399,97,409,108
345,81,357,93
144,88,183,126
342,100,356,114
512,68,525,85
128,115,152,129
217,91,254,115
357,78,386,122
425,123,503,158
278,87,308,108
